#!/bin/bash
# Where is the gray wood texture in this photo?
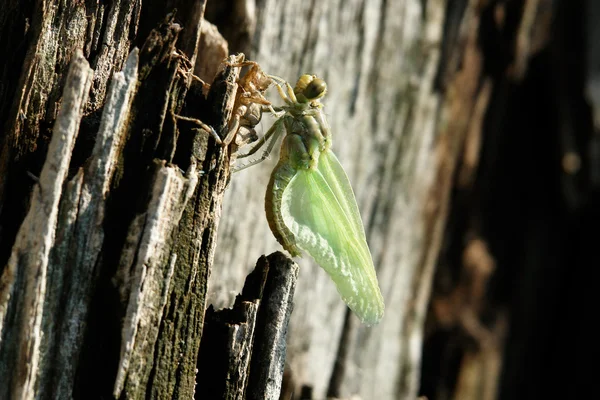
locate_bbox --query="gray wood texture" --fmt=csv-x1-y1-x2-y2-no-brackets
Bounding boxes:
0,2,216,399
210,1,447,399
198,252,298,400
0,51,93,400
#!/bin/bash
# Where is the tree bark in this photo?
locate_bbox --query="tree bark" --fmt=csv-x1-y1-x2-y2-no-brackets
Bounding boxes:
0,2,221,399
209,1,448,398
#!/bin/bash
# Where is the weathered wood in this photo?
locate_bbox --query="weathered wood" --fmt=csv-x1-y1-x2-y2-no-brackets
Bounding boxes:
41,49,139,400
113,159,199,398
197,252,298,400
0,51,93,400
245,252,298,400
0,2,238,399
209,1,446,398
141,53,240,400
199,302,260,400
419,1,598,400
195,19,230,83
0,0,141,268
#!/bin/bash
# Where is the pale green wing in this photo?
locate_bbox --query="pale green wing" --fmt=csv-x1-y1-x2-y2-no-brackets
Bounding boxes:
316,151,368,239
281,150,384,325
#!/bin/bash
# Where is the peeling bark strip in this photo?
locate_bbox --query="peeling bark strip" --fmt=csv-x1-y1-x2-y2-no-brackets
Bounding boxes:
0,51,93,400
41,50,140,399
197,252,298,400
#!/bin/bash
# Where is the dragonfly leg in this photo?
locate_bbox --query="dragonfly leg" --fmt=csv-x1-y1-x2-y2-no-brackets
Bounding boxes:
262,105,285,118
221,108,243,146
233,119,286,172
173,114,223,145
236,118,284,159
189,74,211,94
274,84,293,106
284,82,297,103
223,59,253,68
269,75,298,105
313,109,332,150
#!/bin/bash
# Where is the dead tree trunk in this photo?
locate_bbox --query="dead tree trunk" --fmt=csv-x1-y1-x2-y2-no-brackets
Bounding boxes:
0,1,229,399
421,1,599,400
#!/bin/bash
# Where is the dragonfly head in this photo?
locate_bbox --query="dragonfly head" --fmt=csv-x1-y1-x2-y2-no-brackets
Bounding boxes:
294,75,327,103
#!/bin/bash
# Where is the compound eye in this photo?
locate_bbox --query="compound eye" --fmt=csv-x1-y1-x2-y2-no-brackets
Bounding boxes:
304,78,327,100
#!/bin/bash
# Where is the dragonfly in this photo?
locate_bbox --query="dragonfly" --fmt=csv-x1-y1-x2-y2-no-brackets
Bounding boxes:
237,73,385,325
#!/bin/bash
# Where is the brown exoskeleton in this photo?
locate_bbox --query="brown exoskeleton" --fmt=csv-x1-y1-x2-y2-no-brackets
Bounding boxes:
223,56,277,159
175,54,278,166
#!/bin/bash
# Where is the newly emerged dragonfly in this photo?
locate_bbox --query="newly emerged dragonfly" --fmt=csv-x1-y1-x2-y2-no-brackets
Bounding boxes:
239,74,385,325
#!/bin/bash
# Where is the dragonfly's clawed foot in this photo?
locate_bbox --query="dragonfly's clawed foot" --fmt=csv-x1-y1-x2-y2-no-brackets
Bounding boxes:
268,75,297,105
173,114,225,146
189,74,212,94
171,50,193,68
262,104,285,118
268,75,288,86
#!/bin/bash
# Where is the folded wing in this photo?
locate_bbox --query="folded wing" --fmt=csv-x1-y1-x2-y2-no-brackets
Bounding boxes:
281,150,384,325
